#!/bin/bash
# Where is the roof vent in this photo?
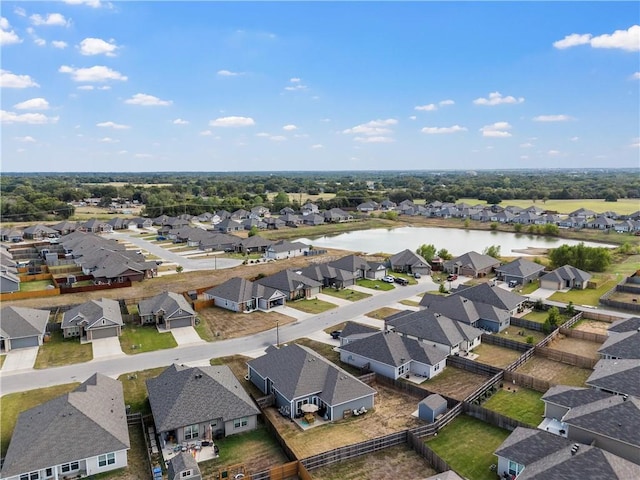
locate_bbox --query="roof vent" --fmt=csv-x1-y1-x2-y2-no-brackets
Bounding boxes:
623,394,628,401
571,444,580,456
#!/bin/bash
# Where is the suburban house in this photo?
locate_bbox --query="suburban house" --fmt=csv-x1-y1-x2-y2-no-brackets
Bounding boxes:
22,224,58,240
328,254,387,280
442,251,500,277
0,227,24,243
147,364,260,446
495,258,546,286
300,202,319,215
338,330,448,380
51,220,78,236
0,268,20,294
61,298,124,341
199,233,242,252
385,310,483,355
79,218,113,233
539,265,592,291
302,214,325,226
338,321,380,346
449,283,527,316
0,306,50,352
0,373,130,480
204,277,286,312
215,219,243,233
420,293,511,333
263,217,285,230
387,249,432,276
138,291,197,330
264,240,310,260
493,427,639,480
357,201,379,212
247,344,377,421
237,235,273,254
598,330,640,359
324,208,352,223
298,263,356,289
608,316,640,334
541,385,612,426
167,452,202,480
255,269,322,301
587,359,640,398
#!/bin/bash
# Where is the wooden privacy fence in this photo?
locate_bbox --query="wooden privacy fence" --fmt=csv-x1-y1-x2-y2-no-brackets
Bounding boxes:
481,333,533,352
503,370,551,393
464,402,531,430
18,272,53,282
559,327,607,343
581,310,625,323
193,298,215,311
510,316,545,332
504,347,535,372
447,355,503,377
535,347,598,369
250,461,299,480
559,312,583,329
0,287,60,302
465,372,504,404
406,431,451,473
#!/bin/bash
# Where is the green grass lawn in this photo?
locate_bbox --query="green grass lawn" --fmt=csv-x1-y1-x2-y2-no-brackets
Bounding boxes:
426,414,510,480
522,310,572,325
320,288,372,302
119,325,178,354
288,297,337,314
0,355,5,369
390,272,418,285
607,254,640,276
19,279,55,292
117,367,166,415
482,388,544,427
34,331,93,369
195,319,215,342
1,383,79,456
457,198,640,216
517,281,540,295
496,325,545,344
356,278,395,291
399,299,420,307
550,275,619,306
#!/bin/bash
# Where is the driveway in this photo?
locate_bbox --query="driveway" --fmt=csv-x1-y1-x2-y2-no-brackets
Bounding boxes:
316,293,352,307
2,347,39,372
274,305,314,322
170,326,205,346
528,288,558,301
91,337,125,359
305,329,340,347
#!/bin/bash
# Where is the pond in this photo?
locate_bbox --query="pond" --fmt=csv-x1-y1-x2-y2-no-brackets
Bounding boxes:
297,226,617,256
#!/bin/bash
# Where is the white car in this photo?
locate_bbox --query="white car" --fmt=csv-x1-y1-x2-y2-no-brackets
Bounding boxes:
382,275,395,283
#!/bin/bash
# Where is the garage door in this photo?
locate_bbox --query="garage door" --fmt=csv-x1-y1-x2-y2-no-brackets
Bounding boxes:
10,336,40,349
169,317,193,329
90,327,117,340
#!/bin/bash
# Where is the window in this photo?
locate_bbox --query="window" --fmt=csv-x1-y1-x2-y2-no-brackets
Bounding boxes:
45,468,53,478
61,462,79,473
184,424,199,440
181,470,192,478
508,460,523,476
20,473,39,480
98,453,116,467
234,417,248,429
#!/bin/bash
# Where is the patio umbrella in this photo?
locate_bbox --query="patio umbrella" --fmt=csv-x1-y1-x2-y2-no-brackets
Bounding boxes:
301,403,319,413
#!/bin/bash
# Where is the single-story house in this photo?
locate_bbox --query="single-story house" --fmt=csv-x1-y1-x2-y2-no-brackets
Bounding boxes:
22,224,58,240
0,270,20,293
247,344,377,421
586,359,640,398
147,364,260,445
0,306,50,352
338,330,448,380
495,258,546,286
388,249,432,276
420,293,511,332
265,240,310,260
61,298,123,341
338,321,380,346
541,385,612,423
448,283,527,316
167,452,202,480
298,263,356,289
418,394,448,423
302,214,325,226
237,235,273,254
0,373,130,480
215,219,243,233
598,330,640,359
539,265,592,290
608,316,640,334
443,251,500,277
255,269,322,301
204,277,286,312
324,208,352,223
138,291,197,329
328,254,387,280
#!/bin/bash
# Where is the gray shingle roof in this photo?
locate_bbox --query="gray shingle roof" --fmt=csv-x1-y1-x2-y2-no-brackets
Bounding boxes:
586,359,640,397
247,344,376,406
205,277,256,304
62,298,123,329
495,258,546,278
494,427,573,466
541,385,612,409
443,251,500,272
138,291,195,318
0,373,130,478
267,240,309,253
540,265,592,284
0,306,50,339
420,294,510,326
388,249,430,270
449,283,526,311
386,310,483,348
146,364,260,433
328,255,370,274
255,269,322,293
341,321,380,338
598,330,640,359
167,452,200,480
608,316,640,334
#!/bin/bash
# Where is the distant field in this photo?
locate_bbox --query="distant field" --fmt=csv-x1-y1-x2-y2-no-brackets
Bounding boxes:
457,198,640,215
266,192,337,203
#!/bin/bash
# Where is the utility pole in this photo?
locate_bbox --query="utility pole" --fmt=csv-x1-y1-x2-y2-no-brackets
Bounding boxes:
276,319,280,348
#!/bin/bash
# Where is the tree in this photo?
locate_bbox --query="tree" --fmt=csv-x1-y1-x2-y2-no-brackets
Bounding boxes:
547,306,561,328
604,190,618,202
483,245,501,259
248,226,259,237
175,266,184,274
437,248,453,260
565,301,576,316
463,218,470,229
417,244,436,262
543,223,559,236
514,223,523,233
489,222,498,231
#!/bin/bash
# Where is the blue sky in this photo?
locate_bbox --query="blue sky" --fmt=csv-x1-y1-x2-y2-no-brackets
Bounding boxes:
1,1,639,172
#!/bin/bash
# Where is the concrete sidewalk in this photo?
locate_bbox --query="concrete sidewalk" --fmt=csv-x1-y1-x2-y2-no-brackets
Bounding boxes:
1,347,39,372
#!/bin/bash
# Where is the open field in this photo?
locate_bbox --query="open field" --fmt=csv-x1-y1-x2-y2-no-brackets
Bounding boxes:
571,319,610,334
473,344,523,369
196,307,297,342
288,297,337,314
606,254,640,275
420,366,489,401
119,324,178,354
309,444,437,480
320,288,372,301
545,334,603,360
34,330,93,368
1,383,79,456
264,381,424,459
457,198,640,216
426,414,510,480
516,356,592,387
482,387,544,427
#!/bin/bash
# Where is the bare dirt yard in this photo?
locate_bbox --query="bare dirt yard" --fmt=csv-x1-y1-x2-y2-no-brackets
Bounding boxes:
473,344,523,369
572,319,611,335
418,366,489,401
515,357,592,387
545,334,603,360
308,444,436,480
196,307,297,341
264,381,425,459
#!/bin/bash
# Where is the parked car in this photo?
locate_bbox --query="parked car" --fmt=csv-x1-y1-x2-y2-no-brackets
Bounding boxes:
413,272,421,279
330,330,342,339
382,275,395,283
394,277,409,286
447,274,458,281
156,235,167,241
508,280,518,288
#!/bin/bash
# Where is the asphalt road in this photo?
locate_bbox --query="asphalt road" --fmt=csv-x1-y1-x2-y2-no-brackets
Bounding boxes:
0,278,438,395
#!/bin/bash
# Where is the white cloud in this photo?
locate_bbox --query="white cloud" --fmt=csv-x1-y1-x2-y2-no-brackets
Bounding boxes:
630,138,640,148
0,17,22,45
173,118,189,125
255,132,270,137
290,77,301,83
421,125,467,134
632,72,640,80
439,99,455,106
282,124,297,131
532,114,571,122
284,77,308,91
409,115,417,120
125,93,172,106
269,135,287,142
199,130,212,136
30,13,70,27
519,142,534,148
34,37,46,46
52,40,68,49
343,118,398,136
311,144,323,149
15,135,36,142
1,110,58,124
96,121,130,129
64,0,105,7
415,103,437,111
59,65,127,82
13,7,26,17
548,150,561,156
98,85,110,90
99,137,119,143
554,25,639,52
209,116,255,127
480,122,512,137
354,136,395,143
135,153,153,159
1,70,39,88
474,91,524,106
78,37,119,56
77,85,94,90
14,97,49,110
217,69,243,76
570,136,579,142
294,133,309,139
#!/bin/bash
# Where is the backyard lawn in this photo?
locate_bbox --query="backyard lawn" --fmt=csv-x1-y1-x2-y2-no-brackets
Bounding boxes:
496,325,545,344
522,310,572,325
482,388,544,427
119,325,177,354
516,357,592,387
473,344,522,369
295,338,362,376
34,330,93,368
19,279,55,292
117,367,166,415
288,297,337,314
425,414,510,480
320,288,372,302
356,278,395,291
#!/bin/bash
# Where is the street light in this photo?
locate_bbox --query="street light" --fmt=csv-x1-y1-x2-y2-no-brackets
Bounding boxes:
276,319,280,348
